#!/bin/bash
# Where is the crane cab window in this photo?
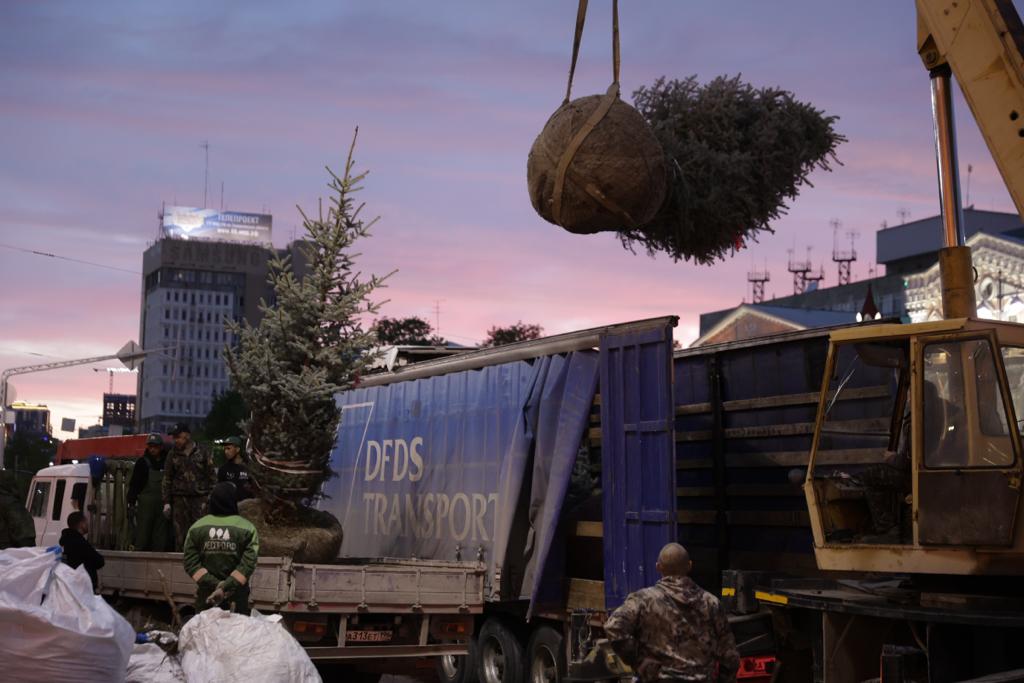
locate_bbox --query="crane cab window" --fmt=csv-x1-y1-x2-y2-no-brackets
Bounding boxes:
1000,346,1024,430
923,340,1014,469
29,481,51,518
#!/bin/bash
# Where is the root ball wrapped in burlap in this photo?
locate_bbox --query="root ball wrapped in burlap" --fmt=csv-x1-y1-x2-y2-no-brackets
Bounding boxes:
238,498,343,563
624,75,846,264
528,87,668,235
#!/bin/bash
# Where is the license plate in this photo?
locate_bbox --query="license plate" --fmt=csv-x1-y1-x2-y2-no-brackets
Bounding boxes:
347,629,393,643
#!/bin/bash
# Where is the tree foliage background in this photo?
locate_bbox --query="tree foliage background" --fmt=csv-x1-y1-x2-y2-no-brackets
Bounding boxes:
483,321,544,347
226,131,391,502
4,432,59,498
203,390,248,442
374,316,445,346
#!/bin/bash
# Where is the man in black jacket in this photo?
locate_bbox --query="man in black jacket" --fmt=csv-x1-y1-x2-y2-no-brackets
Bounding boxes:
60,511,105,591
217,436,254,503
128,433,172,551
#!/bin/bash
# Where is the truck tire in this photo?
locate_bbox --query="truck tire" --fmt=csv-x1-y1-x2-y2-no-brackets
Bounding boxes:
527,625,564,683
437,636,479,683
477,618,526,683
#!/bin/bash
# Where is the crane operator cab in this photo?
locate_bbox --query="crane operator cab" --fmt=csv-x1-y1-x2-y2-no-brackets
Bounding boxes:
804,317,1024,575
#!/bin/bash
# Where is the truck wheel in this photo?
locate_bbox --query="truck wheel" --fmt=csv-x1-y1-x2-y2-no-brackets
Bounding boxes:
527,625,564,683
437,636,479,683
477,618,526,683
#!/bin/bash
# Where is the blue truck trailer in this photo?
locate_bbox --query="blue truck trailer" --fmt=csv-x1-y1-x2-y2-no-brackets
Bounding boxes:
326,316,879,683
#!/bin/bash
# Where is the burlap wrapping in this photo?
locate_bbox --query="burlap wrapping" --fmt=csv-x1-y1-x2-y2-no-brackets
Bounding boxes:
527,86,667,235
238,498,343,564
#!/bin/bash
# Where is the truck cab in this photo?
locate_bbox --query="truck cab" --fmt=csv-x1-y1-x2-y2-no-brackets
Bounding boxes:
26,463,92,547
804,317,1024,574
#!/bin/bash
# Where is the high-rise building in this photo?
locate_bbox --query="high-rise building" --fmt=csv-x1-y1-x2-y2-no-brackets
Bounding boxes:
5,401,51,440
102,393,136,434
137,206,309,434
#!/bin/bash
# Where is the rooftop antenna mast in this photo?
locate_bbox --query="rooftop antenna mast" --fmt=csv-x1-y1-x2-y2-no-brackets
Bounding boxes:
897,208,911,224
803,246,826,291
200,141,210,208
787,248,812,295
433,299,445,341
831,219,859,285
747,259,771,303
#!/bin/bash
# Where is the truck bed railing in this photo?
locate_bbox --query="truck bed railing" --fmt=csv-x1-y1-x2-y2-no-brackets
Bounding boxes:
100,552,487,615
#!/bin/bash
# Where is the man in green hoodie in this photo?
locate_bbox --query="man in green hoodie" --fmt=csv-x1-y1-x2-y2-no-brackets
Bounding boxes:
0,470,34,549
604,543,739,683
183,481,259,613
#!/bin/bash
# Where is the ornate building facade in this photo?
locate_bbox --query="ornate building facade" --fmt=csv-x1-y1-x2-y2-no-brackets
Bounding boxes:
697,209,1024,345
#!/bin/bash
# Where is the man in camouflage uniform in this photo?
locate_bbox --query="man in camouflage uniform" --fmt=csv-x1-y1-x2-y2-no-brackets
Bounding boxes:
0,470,35,549
162,423,217,551
604,543,739,683
183,481,260,613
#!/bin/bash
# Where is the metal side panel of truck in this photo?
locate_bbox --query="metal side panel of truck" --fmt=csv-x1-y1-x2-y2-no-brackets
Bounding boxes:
321,317,681,683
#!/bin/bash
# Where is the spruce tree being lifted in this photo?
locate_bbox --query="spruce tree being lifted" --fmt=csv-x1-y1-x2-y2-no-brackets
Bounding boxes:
225,129,391,561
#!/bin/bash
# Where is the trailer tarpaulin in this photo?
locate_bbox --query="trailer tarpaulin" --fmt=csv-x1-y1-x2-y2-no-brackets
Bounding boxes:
325,351,598,610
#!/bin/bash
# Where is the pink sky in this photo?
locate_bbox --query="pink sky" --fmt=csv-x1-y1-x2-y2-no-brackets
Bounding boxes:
0,1,1018,439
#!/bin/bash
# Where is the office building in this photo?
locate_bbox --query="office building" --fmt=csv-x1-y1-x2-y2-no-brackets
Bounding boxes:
4,401,51,442
102,393,136,435
137,206,308,434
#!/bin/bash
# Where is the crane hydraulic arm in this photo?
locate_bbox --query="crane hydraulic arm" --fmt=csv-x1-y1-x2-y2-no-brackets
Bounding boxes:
917,0,1024,217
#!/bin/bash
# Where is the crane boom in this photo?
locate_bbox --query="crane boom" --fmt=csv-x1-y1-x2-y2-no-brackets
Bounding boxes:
917,0,1024,217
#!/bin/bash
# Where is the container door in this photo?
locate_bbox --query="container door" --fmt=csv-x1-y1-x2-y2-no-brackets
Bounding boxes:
601,321,676,609
915,332,1023,546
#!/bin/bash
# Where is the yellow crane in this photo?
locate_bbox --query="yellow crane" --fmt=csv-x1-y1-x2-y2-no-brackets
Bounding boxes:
804,0,1024,576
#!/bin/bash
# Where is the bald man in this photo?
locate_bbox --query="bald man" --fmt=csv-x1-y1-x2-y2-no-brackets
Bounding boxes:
604,543,739,683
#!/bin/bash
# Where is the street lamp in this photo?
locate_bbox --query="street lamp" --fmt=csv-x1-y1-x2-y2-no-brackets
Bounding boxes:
0,340,151,472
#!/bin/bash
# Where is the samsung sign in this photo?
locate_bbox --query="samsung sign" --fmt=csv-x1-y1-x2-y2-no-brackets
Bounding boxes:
162,206,272,244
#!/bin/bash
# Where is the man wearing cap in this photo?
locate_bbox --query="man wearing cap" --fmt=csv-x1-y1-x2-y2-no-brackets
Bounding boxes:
218,436,254,503
127,433,172,551
183,481,259,613
162,423,217,551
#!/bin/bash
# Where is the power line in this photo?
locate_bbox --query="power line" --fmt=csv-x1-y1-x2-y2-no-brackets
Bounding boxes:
0,242,139,275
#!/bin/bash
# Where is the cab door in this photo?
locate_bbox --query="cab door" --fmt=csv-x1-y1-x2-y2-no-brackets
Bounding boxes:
914,330,1023,546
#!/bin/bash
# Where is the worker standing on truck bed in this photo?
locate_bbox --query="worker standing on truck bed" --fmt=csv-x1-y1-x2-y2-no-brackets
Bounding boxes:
183,481,260,613
0,470,35,549
162,423,217,551
604,543,739,683
127,433,172,551
217,436,254,503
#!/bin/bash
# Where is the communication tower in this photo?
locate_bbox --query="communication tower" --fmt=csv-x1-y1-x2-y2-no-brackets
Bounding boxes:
747,262,771,303
831,220,859,286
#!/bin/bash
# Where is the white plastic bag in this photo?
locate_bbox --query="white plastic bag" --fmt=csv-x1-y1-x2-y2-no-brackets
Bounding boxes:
179,608,321,683
126,642,186,683
0,546,135,682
